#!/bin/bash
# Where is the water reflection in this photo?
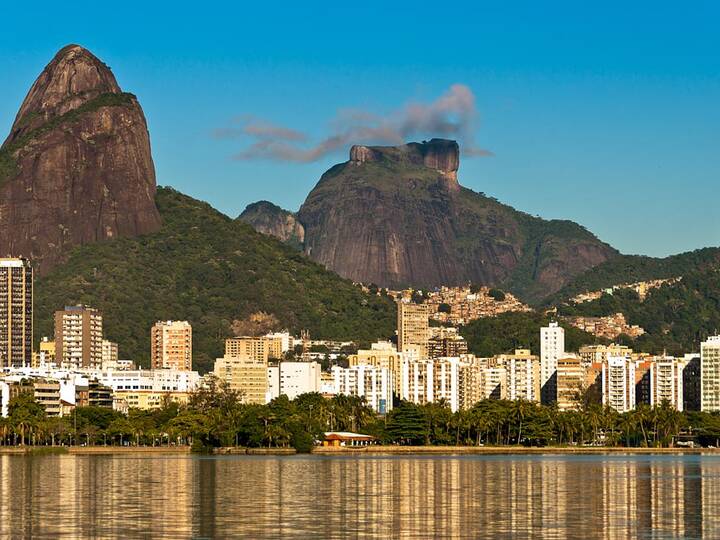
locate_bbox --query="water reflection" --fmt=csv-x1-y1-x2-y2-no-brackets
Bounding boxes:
0,453,719,538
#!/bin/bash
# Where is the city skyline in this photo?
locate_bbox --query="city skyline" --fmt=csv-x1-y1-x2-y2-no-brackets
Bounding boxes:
1,2,719,257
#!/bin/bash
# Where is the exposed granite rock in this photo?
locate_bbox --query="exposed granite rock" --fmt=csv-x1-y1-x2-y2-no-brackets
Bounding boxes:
0,44,161,273
238,201,304,249
298,139,617,301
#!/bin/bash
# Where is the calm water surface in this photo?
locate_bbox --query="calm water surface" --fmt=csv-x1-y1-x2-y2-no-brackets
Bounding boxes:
1,453,718,538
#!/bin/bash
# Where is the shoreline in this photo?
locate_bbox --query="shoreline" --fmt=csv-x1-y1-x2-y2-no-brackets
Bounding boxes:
0,445,717,456
311,445,718,455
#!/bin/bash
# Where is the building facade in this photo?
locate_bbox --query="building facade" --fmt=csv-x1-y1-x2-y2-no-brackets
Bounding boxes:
332,365,394,413
397,302,429,358
602,356,636,412
540,322,565,404
54,305,103,368
151,320,192,370
0,258,33,368
701,336,720,412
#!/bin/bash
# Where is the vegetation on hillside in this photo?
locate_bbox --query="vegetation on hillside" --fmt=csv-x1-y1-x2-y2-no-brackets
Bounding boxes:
548,248,720,304
0,92,136,186
460,311,607,357
557,267,720,354
34,188,395,373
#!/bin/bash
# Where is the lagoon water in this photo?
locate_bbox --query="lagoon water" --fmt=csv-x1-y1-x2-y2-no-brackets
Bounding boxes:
1,453,718,538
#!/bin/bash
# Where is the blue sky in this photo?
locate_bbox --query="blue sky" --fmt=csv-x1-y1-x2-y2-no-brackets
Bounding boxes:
1,1,718,256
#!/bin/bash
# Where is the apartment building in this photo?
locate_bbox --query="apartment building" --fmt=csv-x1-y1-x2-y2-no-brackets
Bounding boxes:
101,340,119,365
397,301,429,358
496,349,541,403
267,361,321,400
401,357,461,412
349,341,403,395
556,355,585,411
650,356,686,410
332,364,394,413
540,322,565,404
579,344,633,366
428,327,468,359
0,258,33,368
701,336,720,412
54,305,103,368
602,356,636,412
225,336,283,363
151,320,192,370
214,356,268,404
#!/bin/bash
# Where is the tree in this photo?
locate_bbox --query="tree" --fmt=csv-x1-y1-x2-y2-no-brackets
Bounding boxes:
386,402,428,445
8,392,46,446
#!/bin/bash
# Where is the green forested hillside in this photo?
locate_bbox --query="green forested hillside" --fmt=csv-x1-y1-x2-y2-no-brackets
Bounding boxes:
548,248,720,304
35,188,395,372
460,311,607,357
557,267,720,354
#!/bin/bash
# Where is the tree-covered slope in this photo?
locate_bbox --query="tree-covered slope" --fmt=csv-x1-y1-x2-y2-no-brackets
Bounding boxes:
35,188,396,372
557,266,720,354
460,311,606,357
548,248,720,304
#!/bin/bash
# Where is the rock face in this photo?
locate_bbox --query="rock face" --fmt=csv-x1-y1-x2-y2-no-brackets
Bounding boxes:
297,139,617,302
0,44,161,273
238,201,304,249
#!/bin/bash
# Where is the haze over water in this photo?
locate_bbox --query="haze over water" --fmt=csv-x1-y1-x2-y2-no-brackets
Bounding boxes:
1,453,718,538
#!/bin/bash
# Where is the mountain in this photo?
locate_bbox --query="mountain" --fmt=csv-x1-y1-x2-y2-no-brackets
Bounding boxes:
547,247,720,304
556,264,720,355
34,188,396,373
238,201,304,249
0,44,160,273
293,139,617,302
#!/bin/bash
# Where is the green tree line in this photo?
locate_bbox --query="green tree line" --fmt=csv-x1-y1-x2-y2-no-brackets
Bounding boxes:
4,385,720,451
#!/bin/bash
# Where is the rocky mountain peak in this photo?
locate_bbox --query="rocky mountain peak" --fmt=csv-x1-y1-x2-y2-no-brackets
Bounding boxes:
0,45,161,273
349,138,460,183
7,44,122,143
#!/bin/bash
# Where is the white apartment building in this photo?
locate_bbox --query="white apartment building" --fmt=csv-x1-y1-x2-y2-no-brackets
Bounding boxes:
650,356,686,411
540,322,565,403
401,357,461,412
701,336,720,412
86,368,201,393
332,365,394,413
267,361,321,401
602,356,636,412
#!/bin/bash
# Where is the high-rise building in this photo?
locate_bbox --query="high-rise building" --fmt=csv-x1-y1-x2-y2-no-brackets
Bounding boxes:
213,355,268,404
224,336,282,363
650,356,686,411
349,341,403,395
496,349,541,402
401,357,461,411
54,305,103,368
428,327,468,359
602,356,636,412
701,336,720,412
332,364,394,413
151,320,192,370
397,301,429,358
267,361,321,400
556,355,585,411
101,339,119,365
0,258,33,368
540,322,564,404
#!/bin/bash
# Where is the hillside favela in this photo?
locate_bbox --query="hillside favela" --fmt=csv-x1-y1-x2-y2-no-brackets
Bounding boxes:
2,4,720,538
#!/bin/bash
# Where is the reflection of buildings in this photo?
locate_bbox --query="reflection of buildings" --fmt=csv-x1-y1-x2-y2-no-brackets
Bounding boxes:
0,453,718,537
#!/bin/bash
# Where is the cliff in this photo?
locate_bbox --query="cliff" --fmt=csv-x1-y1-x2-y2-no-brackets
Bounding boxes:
297,139,617,301
238,201,304,249
0,44,161,272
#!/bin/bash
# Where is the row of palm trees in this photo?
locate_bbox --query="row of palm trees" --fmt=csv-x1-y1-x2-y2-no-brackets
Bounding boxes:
2,383,719,449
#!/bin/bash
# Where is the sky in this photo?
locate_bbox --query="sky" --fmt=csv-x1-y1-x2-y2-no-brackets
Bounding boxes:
1,1,718,257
